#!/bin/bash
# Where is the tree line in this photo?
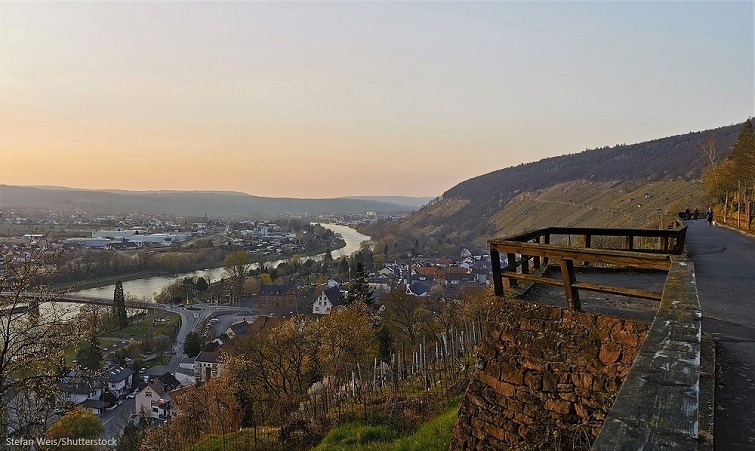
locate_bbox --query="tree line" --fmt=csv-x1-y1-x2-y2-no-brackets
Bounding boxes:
703,119,755,222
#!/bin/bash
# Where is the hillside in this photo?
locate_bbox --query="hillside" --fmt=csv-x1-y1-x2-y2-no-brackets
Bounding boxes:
364,122,743,254
0,186,417,217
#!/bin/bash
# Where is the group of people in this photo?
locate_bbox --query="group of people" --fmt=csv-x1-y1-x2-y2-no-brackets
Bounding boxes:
685,207,715,225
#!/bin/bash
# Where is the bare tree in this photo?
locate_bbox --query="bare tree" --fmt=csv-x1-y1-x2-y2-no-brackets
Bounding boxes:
1,246,83,441
223,251,252,304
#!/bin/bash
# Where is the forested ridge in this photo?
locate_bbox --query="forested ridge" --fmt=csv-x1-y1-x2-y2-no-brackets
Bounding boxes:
365,122,744,254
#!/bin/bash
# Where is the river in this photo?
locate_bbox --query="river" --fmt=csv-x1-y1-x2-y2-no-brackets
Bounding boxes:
74,223,370,301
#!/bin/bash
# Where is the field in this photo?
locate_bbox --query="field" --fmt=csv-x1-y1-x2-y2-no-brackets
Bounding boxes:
314,398,462,451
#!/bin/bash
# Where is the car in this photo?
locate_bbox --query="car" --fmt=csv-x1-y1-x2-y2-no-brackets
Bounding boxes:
139,367,146,373
127,392,136,399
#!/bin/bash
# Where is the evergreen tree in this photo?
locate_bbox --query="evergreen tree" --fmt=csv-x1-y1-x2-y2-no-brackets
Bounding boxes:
376,326,393,361
76,335,103,370
195,276,209,292
728,118,755,181
346,261,374,305
183,332,204,358
113,281,128,329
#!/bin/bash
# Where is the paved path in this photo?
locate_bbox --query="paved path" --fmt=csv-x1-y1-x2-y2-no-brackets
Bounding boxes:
685,219,755,450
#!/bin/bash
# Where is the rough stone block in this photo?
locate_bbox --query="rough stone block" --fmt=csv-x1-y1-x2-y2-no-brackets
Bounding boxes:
612,328,640,347
467,391,485,407
571,372,594,389
596,316,621,335
574,403,589,419
558,392,578,402
599,342,622,364
485,360,501,379
545,398,572,414
522,358,544,372
524,371,542,390
587,360,606,374
504,431,520,444
514,388,535,404
514,412,535,425
543,373,557,392
523,403,540,418
620,345,639,365
484,422,507,441
495,380,516,397
575,311,596,327
501,364,525,385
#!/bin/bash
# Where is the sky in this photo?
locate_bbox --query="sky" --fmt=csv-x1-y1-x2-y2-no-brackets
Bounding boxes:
0,1,753,199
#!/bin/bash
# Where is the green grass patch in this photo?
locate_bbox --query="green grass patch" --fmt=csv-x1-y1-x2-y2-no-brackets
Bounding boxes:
390,401,460,451
315,422,401,451
315,398,461,451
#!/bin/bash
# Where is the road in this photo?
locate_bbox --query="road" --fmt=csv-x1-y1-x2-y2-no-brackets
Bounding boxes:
101,398,135,440
685,219,755,450
102,302,248,440
158,303,247,374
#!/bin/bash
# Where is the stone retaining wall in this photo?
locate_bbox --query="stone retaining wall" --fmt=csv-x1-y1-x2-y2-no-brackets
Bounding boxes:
451,298,650,449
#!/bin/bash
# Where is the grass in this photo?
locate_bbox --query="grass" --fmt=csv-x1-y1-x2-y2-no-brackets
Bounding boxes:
109,311,179,339
61,311,180,366
314,398,461,451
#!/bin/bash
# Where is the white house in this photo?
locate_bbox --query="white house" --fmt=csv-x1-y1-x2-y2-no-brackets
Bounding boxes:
136,381,173,422
104,366,134,398
194,350,221,383
312,286,342,315
58,371,103,407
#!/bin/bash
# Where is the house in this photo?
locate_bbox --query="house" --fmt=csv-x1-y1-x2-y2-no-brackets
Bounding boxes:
406,282,429,297
446,271,474,285
175,358,197,386
195,350,221,383
157,372,181,392
473,267,490,284
136,380,173,423
313,286,343,315
412,273,435,284
79,399,109,416
225,321,251,339
258,284,299,315
248,315,282,335
104,366,134,398
377,268,394,278
58,371,103,407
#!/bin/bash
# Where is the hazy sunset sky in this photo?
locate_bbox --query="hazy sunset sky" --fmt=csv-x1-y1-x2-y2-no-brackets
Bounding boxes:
1,1,752,198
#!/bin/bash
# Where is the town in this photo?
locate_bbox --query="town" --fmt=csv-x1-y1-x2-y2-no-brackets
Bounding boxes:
0,208,492,447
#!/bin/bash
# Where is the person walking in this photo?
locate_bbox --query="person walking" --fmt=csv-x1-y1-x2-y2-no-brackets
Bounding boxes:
706,207,714,226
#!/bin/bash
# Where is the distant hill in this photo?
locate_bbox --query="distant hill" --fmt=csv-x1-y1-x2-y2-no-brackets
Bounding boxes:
0,186,417,217
364,122,744,254
341,196,433,208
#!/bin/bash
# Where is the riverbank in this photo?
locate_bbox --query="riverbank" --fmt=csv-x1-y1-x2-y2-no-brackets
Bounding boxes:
53,241,344,293
68,224,367,301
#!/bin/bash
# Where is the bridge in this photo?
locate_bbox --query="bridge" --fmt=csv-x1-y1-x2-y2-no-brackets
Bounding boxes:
452,219,753,450
0,291,160,311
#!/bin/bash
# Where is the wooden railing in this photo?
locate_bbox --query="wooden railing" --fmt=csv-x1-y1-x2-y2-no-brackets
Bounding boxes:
488,226,687,310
